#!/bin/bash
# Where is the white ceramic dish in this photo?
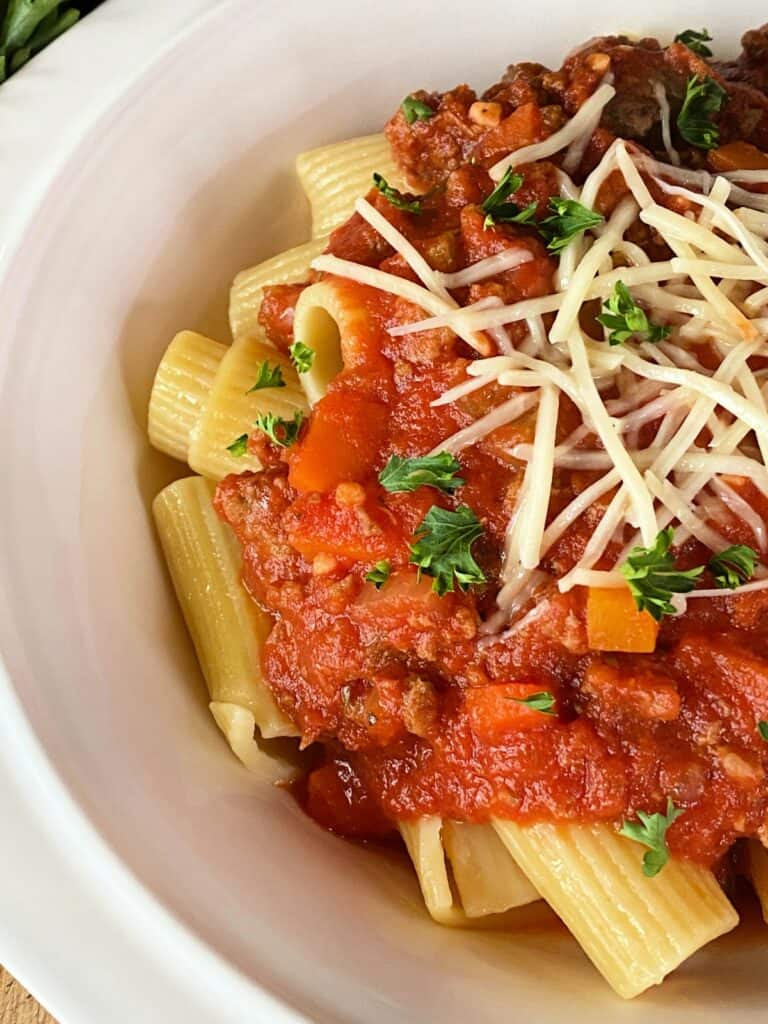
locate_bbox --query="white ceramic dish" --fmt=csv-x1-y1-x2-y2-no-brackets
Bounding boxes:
0,1,766,1020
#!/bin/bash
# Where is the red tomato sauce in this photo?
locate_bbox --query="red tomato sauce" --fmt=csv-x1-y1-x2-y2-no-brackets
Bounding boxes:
215,36,768,868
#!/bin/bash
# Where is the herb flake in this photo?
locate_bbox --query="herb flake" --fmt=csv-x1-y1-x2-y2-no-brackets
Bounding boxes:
365,561,391,589
247,361,286,393
677,75,727,150
619,798,684,877
621,527,704,621
254,410,304,448
481,169,538,229
508,691,556,715
759,721,768,742
409,505,486,596
539,197,604,253
401,94,435,125
226,433,249,457
379,452,464,494
708,544,759,589
372,172,422,214
674,28,713,58
597,281,672,346
290,341,315,374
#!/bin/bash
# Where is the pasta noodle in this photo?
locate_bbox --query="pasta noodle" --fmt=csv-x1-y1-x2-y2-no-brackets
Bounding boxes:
152,476,298,747
188,337,307,481
291,280,363,405
296,133,404,237
492,820,738,999
229,237,327,342
441,820,539,917
148,331,227,463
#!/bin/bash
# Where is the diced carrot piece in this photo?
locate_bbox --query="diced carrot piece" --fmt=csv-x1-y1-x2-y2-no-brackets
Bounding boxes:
286,492,398,562
464,682,556,739
709,141,768,172
586,586,659,654
287,390,387,493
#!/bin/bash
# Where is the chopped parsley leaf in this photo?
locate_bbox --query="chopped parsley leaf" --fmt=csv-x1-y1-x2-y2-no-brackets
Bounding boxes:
409,505,486,596
365,561,391,589
254,410,304,448
379,452,464,494
597,281,672,346
677,75,727,150
508,691,556,715
621,527,704,621
481,169,537,228
226,433,249,457
290,341,315,374
247,361,286,393
674,28,713,58
759,721,768,742
619,798,684,877
401,94,435,124
372,172,422,214
539,197,604,253
708,544,759,589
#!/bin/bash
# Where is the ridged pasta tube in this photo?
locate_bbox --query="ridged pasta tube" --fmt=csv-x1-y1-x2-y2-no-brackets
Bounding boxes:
296,133,405,238
229,237,327,342
442,820,539,917
188,337,308,481
492,819,738,999
153,476,300,773
148,331,227,462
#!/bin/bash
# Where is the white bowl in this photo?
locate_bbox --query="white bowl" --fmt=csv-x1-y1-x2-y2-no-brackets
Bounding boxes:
0,1,765,1021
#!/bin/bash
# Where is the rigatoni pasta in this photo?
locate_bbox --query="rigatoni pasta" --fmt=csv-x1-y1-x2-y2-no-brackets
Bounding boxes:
148,24,768,1002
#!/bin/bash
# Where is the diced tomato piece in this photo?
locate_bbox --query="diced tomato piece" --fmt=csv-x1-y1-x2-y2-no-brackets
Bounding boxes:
287,389,388,493
464,681,557,739
586,586,659,653
305,760,393,838
470,102,544,164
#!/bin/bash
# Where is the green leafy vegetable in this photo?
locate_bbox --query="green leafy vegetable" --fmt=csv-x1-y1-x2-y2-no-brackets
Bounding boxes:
621,527,704,621
539,197,604,253
365,561,391,589
409,505,486,596
247,361,286,393
674,28,713,58
508,691,556,715
619,798,684,877
708,544,759,589
379,452,464,494
226,433,249,457
289,341,315,374
677,75,727,150
759,720,768,742
0,1,86,85
372,172,422,214
481,168,537,229
254,410,304,448
597,281,672,346
401,94,435,124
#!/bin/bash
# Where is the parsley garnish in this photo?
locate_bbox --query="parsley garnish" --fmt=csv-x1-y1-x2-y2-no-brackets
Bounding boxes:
372,172,422,214
226,433,249,457
481,169,537,229
621,527,704,621
539,197,604,253
365,561,391,589
289,341,315,374
708,544,759,589
401,94,435,124
759,721,768,741
508,691,556,715
674,28,713,58
409,505,486,596
597,281,672,346
254,410,304,448
247,361,286,392
619,798,684,878
0,1,83,86
677,75,727,150
379,452,464,494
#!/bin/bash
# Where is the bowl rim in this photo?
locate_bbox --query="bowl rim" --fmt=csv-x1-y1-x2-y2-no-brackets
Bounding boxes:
0,2,307,1021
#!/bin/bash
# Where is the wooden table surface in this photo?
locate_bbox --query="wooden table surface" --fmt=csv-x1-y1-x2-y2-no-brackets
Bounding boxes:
0,968,56,1024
